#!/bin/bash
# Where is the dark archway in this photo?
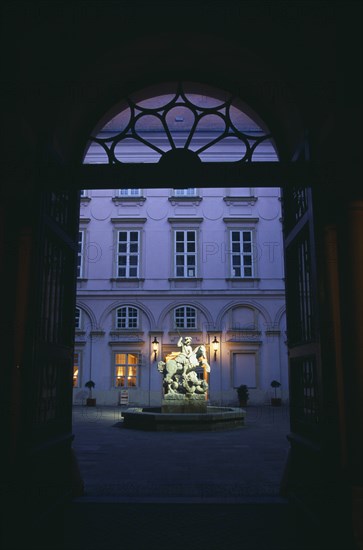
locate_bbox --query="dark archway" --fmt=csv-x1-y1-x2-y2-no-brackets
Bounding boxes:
2,4,361,550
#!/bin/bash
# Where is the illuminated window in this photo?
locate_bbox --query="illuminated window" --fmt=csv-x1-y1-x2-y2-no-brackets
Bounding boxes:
73,352,81,388
114,353,139,387
116,306,139,328
174,306,196,329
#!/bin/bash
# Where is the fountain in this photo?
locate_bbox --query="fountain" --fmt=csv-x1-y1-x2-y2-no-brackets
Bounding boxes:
122,336,245,431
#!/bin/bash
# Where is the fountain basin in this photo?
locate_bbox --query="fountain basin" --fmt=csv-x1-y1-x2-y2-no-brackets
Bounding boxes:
121,406,245,431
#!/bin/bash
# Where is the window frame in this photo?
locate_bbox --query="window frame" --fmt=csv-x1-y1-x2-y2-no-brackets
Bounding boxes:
73,350,82,388
173,188,197,197
230,229,255,278
77,229,85,278
75,307,82,329
117,188,141,197
223,218,259,280
116,229,141,278
174,305,197,329
111,218,146,281
114,351,140,388
174,229,197,278
116,306,139,329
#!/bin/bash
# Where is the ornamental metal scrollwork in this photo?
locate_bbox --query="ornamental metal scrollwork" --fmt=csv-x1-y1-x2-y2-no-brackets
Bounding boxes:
85,82,275,164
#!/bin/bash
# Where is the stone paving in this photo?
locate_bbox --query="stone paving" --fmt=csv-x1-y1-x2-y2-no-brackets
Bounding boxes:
71,404,291,502
64,405,353,550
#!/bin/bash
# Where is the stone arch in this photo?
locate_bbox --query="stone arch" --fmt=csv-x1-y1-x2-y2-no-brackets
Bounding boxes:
75,300,97,330
99,300,156,330
158,300,214,330
216,300,272,330
274,304,287,331
50,33,304,171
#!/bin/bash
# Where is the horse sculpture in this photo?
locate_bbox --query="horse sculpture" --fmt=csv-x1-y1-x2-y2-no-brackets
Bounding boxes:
157,343,210,396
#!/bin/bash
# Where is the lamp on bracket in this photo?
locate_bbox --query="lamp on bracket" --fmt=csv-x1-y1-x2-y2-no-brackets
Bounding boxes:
212,336,219,361
152,336,159,361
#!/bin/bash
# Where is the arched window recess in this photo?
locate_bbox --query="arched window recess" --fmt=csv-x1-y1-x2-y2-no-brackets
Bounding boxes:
80,81,308,188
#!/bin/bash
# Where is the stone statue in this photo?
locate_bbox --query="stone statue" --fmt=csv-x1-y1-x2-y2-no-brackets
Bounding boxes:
157,336,210,398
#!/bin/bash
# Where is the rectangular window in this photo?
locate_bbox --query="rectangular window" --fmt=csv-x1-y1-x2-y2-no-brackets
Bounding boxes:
173,188,196,196
230,230,254,277
118,189,141,196
175,230,196,277
117,230,140,278
116,306,139,329
77,230,84,278
114,353,139,387
75,307,81,329
73,352,81,388
174,306,196,329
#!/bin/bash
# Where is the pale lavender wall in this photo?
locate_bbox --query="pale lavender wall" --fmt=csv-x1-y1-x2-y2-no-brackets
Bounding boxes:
74,187,288,406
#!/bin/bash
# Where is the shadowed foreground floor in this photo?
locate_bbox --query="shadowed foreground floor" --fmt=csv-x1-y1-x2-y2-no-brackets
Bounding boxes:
59,406,356,550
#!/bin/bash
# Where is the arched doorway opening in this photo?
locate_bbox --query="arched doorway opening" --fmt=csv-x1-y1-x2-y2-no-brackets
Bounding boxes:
74,81,286,413
3,46,360,550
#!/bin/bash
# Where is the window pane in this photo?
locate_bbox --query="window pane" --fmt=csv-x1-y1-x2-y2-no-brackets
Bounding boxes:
116,353,126,364
128,354,138,365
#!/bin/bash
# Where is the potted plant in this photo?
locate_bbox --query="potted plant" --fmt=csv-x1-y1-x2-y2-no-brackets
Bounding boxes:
270,380,282,406
85,380,96,406
236,384,249,407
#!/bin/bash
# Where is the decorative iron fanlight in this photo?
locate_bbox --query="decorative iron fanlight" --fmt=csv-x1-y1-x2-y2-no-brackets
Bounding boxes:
85,82,275,164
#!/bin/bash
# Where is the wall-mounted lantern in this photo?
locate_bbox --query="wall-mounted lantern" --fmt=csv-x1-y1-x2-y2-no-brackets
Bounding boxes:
152,336,159,361
212,336,219,361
